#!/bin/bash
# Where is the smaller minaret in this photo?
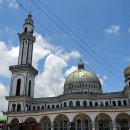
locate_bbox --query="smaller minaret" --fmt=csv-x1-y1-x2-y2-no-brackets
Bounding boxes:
18,12,35,65
124,65,130,87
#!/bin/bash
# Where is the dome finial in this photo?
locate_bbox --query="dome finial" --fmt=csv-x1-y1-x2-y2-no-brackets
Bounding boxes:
78,58,84,69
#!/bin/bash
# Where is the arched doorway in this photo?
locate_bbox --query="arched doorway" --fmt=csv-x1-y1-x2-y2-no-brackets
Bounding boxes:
40,116,51,130
10,118,19,130
25,117,37,130
53,114,69,130
115,113,130,130
73,113,91,130
95,113,112,130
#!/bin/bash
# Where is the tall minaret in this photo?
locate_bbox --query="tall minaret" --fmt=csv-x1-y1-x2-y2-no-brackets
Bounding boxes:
18,12,35,65
6,13,38,113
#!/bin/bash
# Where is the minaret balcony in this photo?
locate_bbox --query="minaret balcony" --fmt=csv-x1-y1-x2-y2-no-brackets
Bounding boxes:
19,32,35,42
9,64,38,76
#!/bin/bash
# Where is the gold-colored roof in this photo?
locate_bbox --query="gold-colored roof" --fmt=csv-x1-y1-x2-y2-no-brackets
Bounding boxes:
64,69,101,86
124,65,130,78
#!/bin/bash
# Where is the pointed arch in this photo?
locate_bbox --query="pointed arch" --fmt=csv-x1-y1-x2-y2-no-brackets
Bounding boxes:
16,79,21,96
39,116,51,130
54,114,69,129
28,80,31,97
73,113,91,129
95,113,112,130
115,113,130,130
17,104,21,111
69,101,73,107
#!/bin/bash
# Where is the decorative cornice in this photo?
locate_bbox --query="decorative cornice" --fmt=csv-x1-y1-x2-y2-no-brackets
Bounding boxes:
9,64,38,76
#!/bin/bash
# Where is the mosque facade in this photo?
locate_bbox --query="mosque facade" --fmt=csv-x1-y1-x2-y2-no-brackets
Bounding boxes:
5,13,130,130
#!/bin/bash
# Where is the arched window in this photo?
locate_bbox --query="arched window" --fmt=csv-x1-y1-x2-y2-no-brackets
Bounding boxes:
84,119,88,127
105,101,109,106
42,106,44,109
64,102,67,107
28,81,31,97
95,102,98,106
118,101,121,106
77,119,81,128
52,105,55,108
56,104,59,108
31,29,33,34
17,104,21,111
61,103,62,108
100,102,103,106
76,101,80,106
47,105,50,109
12,104,16,111
16,79,21,96
113,101,116,106
89,101,92,106
33,106,35,111
123,100,127,105
83,101,87,106
37,106,40,110
69,101,73,107
24,27,27,32
28,105,31,111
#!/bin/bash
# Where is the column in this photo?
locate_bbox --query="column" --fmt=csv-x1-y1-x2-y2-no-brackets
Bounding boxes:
68,122,75,130
51,123,54,130
111,122,117,130
91,122,96,130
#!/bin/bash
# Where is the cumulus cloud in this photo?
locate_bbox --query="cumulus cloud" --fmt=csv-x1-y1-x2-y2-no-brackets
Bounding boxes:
0,41,19,77
35,54,67,97
97,74,107,85
0,82,8,114
105,25,120,34
65,66,77,77
0,33,80,101
8,0,19,9
34,34,80,97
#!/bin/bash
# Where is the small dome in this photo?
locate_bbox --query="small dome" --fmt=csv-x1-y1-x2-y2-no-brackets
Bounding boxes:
124,65,130,78
64,61,102,94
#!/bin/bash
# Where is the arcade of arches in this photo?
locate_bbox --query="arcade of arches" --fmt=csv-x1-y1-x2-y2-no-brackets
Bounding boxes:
9,113,130,130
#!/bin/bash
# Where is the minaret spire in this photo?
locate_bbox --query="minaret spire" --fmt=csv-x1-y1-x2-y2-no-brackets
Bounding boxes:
18,12,35,65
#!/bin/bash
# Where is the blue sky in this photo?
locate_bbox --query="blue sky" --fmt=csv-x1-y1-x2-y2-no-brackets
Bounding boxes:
0,0,130,112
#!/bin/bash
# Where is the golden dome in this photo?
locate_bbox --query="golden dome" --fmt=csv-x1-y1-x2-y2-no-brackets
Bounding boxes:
124,65,130,78
64,69,101,86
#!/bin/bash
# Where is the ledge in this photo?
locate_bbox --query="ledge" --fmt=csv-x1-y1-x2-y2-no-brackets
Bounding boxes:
9,64,38,76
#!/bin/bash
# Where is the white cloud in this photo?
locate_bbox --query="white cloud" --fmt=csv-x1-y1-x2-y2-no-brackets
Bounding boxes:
0,82,8,114
0,41,19,77
65,66,77,77
0,33,80,101
97,74,107,85
58,50,80,61
105,25,120,34
35,54,67,97
34,34,80,97
8,0,19,9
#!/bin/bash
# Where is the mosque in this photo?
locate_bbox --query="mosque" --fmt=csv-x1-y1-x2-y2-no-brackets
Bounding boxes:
4,13,130,130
